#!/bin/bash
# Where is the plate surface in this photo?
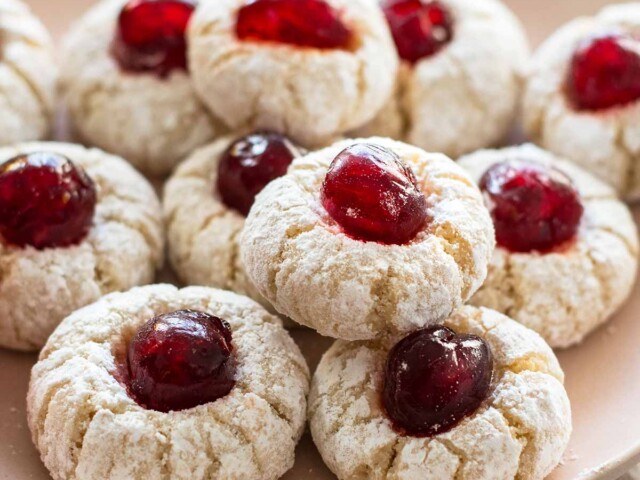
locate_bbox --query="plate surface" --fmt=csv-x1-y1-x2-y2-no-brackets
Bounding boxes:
1,1,639,479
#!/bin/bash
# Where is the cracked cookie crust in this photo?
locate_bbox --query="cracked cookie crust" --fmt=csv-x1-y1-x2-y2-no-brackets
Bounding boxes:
164,136,273,311
187,0,398,146
459,144,639,348
353,0,529,159
309,305,572,480
0,142,163,351
59,0,220,177
0,0,57,145
27,284,310,480
240,137,495,340
523,3,640,200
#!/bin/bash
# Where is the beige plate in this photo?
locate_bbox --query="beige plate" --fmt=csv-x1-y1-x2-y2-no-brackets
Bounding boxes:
1,1,639,479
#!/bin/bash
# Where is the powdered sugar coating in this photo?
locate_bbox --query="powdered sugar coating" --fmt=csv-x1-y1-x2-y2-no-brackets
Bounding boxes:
353,0,529,158
0,0,57,145
59,0,219,177
188,0,398,146
523,3,640,200
459,144,639,348
0,142,164,351
309,305,571,480
164,136,269,309
28,284,309,480
241,137,495,340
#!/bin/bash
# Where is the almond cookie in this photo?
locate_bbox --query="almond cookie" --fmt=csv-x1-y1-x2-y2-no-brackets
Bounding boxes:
459,144,639,348
0,142,163,351
523,3,640,199
188,0,398,146
241,137,495,340
0,0,56,145
353,0,528,158
28,284,310,480
60,0,219,177
309,305,572,480
164,131,304,312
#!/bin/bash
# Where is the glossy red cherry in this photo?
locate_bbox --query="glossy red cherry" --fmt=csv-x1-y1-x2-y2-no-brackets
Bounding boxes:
566,33,640,111
217,132,302,216
480,160,584,253
321,143,428,245
126,310,236,412
112,0,195,78
0,153,96,250
235,0,354,50
383,326,493,437
381,0,454,64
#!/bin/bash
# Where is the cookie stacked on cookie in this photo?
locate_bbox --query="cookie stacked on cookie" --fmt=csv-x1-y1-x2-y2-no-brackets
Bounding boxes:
239,136,573,479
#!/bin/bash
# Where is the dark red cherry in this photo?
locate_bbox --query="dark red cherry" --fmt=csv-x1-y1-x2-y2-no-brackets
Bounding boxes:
235,0,354,50
0,152,96,250
566,33,640,111
381,0,454,64
217,131,302,216
321,143,428,245
383,326,493,437
126,310,236,412
112,0,195,78
480,160,584,253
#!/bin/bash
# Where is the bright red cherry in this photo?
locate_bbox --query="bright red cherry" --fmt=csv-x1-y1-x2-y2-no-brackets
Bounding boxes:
112,0,195,78
217,131,302,216
235,0,354,50
480,160,584,253
567,33,640,111
383,326,493,437
321,143,428,245
126,310,236,412
381,0,454,64
0,153,96,250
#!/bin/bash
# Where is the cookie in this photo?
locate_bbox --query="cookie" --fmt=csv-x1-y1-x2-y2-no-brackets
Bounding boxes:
188,0,398,146
164,131,304,313
0,142,163,351
240,137,495,340
523,3,640,199
309,305,572,480
0,0,57,145
28,284,310,480
59,0,220,177
459,144,639,348
353,0,528,158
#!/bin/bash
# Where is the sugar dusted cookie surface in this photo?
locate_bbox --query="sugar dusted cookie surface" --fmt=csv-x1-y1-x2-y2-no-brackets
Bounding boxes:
28,284,310,480
459,144,639,348
188,0,398,146
354,0,528,158
59,0,219,177
240,137,495,340
0,142,163,351
164,133,294,312
523,3,640,199
309,306,572,480
0,0,57,145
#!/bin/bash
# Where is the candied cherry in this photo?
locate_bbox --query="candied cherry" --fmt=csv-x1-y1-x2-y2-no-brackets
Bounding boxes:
235,0,354,50
321,143,428,245
126,310,236,412
381,0,454,64
566,33,640,111
480,160,584,253
217,131,302,216
383,326,493,437
0,152,96,250
112,0,195,77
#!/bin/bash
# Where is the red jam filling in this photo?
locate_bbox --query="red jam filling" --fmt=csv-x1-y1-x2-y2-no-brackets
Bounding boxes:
383,326,493,437
126,310,236,412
